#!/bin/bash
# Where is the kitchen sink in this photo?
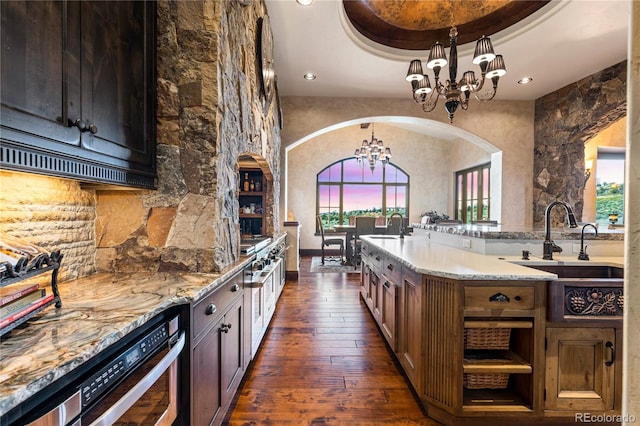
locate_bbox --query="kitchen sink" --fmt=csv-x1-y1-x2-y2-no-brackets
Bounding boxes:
524,264,624,323
524,264,623,279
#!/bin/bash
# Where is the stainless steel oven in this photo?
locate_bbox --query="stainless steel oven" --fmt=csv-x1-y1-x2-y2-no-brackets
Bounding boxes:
12,311,185,426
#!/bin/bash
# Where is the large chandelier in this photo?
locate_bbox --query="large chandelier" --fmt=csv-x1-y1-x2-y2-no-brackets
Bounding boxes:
353,124,392,172
405,27,507,124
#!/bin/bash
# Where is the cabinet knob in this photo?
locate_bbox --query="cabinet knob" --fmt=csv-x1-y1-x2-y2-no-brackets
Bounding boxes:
231,283,240,292
205,303,217,315
387,264,393,271
220,323,232,333
69,118,98,134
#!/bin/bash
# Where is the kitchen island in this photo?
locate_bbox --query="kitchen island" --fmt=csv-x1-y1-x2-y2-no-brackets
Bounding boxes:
359,234,624,426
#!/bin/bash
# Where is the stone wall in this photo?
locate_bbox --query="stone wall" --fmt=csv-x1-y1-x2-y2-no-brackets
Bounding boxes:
0,171,96,281
533,61,627,227
95,0,281,274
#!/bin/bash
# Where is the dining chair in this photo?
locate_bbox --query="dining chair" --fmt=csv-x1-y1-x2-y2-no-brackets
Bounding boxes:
351,216,377,268
316,215,344,264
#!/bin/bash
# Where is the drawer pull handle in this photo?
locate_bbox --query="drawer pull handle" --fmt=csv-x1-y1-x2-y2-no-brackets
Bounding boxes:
383,281,392,289
205,303,217,315
220,323,232,333
387,264,393,271
605,341,615,366
514,295,522,301
489,292,510,303
231,283,240,292
375,256,381,261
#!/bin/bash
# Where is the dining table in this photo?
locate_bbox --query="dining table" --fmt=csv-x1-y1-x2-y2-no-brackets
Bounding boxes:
333,224,388,265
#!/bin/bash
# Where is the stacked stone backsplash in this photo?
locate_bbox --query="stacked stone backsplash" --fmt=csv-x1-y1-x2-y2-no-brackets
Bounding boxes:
533,61,626,227
0,171,97,281
95,0,281,274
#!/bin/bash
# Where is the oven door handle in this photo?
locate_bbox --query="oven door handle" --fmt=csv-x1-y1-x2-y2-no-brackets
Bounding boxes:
88,331,186,426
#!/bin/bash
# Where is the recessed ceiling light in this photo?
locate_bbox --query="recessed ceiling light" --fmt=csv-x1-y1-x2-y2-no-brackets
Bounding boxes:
518,77,533,85
303,73,316,80
296,0,313,5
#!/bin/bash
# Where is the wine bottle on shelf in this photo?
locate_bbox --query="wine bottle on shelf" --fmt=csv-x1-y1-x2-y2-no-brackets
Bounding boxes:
255,179,261,192
250,179,255,191
243,173,249,192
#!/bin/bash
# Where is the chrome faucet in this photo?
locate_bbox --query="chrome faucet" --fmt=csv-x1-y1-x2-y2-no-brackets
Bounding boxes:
388,212,406,239
578,223,598,260
543,201,578,260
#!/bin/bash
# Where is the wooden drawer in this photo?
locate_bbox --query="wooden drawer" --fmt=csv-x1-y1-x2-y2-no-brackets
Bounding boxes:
193,271,243,339
364,243,384,272
383,255,402,284
464,285,535,312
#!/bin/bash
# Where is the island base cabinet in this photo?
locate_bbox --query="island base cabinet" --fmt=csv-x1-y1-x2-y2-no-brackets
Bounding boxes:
545,327,617,413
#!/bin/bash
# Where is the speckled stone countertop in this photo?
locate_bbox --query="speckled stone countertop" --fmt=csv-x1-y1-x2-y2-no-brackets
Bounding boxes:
362,235,624,280
411,223,625,240
0,256,252,417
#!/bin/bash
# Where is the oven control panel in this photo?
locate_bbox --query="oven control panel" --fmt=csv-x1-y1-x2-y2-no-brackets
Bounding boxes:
80,322,169,408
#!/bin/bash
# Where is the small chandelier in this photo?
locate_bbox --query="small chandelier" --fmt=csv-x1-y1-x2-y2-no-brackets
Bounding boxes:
406,26,507,124
353,124,392,172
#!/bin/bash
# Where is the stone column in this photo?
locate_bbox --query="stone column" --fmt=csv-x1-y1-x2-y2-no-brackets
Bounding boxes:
623,1,640,423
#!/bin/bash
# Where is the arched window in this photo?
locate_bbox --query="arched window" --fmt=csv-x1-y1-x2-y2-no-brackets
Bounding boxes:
316,158,409,230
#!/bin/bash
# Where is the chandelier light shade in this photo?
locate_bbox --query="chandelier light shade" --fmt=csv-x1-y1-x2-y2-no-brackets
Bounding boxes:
405,27,507,123
353,124,392,172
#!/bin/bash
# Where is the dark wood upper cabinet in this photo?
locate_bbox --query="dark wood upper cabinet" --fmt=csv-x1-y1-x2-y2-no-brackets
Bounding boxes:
0,1,156,189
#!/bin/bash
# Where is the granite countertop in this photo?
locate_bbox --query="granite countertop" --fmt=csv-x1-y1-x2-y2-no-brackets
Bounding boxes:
361,235,624,280
411,223,625,240
0,256,252,417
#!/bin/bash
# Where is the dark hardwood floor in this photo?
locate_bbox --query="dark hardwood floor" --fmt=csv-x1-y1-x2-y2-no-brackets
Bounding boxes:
224,256,440,425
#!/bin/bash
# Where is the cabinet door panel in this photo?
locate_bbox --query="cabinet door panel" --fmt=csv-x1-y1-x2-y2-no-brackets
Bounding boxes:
545,327,615,411
399,271,422,391
221,299,244,406
380,278,397,351
1,1,80,146
192,316,223,426
79,1,153,167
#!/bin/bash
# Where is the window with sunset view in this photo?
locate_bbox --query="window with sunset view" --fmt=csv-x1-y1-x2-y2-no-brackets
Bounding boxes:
316,158,409,231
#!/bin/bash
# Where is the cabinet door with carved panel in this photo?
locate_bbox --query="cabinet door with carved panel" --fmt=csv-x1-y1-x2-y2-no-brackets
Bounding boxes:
545,327,616,412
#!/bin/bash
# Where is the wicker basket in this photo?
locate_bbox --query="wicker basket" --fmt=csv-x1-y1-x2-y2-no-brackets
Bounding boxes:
463,373,510,389
464,327,511,350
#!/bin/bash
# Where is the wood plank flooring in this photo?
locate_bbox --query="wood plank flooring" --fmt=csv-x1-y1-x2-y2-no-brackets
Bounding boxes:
224,256,441,425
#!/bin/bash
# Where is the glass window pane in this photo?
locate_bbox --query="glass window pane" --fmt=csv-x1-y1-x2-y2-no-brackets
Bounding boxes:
343,184,382,218
343,158,364,182
318,162,342,182
595,156,625,226
472,171,478,200
386,186,407,216
363,165,383,183
396,167,408,184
